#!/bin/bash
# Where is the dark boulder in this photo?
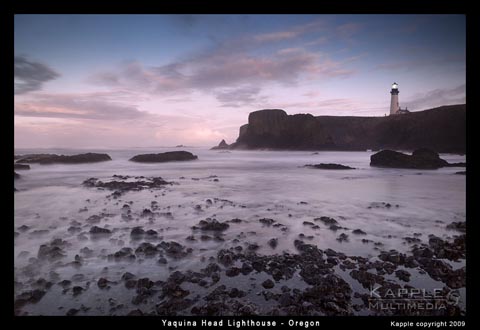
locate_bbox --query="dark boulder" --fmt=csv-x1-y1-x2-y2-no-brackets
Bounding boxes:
352,229,367,235
14,163,30,170
370,149,449,169
194,218,229,232
89,226,111,234
211,139,230,150
129,151,198,163
305,163,355,170
16,153,111,164
262,279,275,289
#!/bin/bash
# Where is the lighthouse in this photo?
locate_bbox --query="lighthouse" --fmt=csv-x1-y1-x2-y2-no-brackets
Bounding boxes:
390,82,399,115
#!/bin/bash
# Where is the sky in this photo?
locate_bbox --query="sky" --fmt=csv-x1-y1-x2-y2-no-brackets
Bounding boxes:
14,14,466,148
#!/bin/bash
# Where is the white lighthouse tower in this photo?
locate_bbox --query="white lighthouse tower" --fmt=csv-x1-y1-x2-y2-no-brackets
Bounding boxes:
390,82,399,115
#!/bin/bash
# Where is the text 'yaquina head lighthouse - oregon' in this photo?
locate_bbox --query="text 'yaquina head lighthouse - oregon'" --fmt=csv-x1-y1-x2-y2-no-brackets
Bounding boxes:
390,82,410,115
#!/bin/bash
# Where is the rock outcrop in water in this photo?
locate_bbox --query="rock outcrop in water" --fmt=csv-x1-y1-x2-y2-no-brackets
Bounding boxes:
210,139,230,150
15,153,112,164
129,151,198,163
14,164,30,170
305,163,355,170
370,148,450,169
229,104,465,153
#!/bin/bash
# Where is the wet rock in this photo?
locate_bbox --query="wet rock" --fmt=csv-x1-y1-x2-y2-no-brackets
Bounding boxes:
83,176,170,197
135,242,158,256
72,286,84,296
137,278,154,289
125,279,137,289
315,216,338,226
225,267,241,277
303,221,315,226
240,262,254,275
247,243,260,251
158,241,190,259
278,293,293,307
305,163,355,170
17,225,30,232
80,246,93,258
97,277,110,289
262,279,275,289
109,247,136,261
121,272,136,281
58,280,72,288
16,153,112,164
217,249,236,266
378,250,406,265
89,226,111,234
268,238,278,249
155,297,195,315
352,229,367,235
350,270,385,289
67,226,82,234
370,149,449,169
194,218,230,232
14,163,30,170
129,151,198,163
14,289,46,308
130,226,145,237
427,235,465,260
211,139,230,150
66,308,79,316
455,171,466,175
403,236,421,244
30,229,50,236
336,233,349,242
146,229,158,237
412,246,434,259
142,209,154,217
127,309,144,316
259,218,275,226
446,221,466,233
395,269,411,282
37,240,68,260
294,240,323,257
158,257,168,265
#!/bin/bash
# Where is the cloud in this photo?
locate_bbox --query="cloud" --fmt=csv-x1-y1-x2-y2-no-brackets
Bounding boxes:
91,47,355,101
403,84,465,110
215,86,267,107
14,92,148,120
305,36,328,47
253,19,327,43
336,23,363,38
15,56,60,94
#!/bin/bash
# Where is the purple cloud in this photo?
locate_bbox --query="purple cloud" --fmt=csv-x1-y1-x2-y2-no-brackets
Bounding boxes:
15,56,60,94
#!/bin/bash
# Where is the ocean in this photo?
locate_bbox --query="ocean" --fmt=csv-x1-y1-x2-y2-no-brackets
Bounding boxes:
14,148,466,315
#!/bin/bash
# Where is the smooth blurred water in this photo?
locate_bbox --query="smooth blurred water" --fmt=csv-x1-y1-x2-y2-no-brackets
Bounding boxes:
14,148,466,315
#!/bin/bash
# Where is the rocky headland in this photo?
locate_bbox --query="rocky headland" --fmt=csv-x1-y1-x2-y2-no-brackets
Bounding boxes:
229,104,465,153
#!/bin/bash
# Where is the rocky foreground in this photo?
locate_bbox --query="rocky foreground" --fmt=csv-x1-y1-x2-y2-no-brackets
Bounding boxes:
14,175,466,316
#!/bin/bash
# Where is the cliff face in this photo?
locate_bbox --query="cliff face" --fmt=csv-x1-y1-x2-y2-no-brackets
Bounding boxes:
231,104,466,153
